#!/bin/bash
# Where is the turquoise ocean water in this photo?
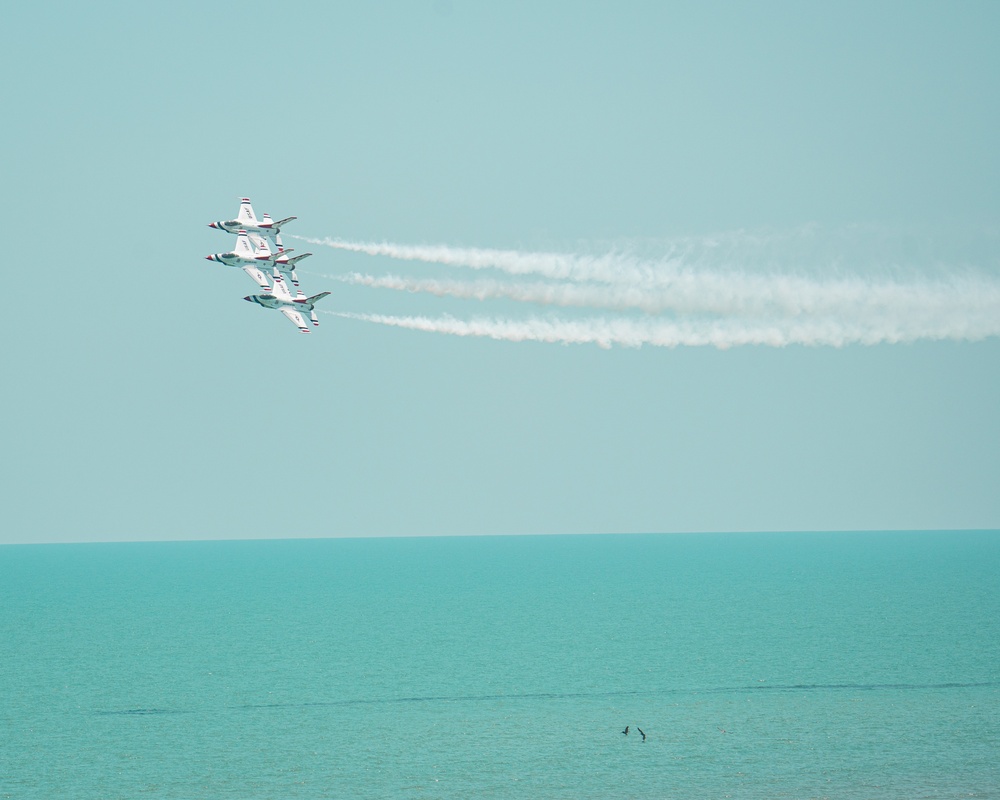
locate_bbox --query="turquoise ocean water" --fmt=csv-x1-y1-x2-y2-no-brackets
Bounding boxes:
1,531,997,799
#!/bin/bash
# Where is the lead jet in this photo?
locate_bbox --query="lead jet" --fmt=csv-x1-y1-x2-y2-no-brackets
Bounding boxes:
205,230,310,290
208,197,295,247
243,274,331,334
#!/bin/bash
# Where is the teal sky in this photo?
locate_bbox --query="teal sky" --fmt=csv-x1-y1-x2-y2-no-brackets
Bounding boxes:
2,1,998,543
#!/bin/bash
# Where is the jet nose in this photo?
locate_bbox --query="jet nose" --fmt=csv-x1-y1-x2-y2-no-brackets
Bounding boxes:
243,296,252,302
205,255,213,261
208,222,218,229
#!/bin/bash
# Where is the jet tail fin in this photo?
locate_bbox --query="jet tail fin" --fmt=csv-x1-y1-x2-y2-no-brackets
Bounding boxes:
306,291,331,305
251,234,272,259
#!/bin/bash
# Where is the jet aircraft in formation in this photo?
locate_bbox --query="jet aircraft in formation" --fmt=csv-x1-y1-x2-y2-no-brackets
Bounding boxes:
206,197,329,333
208,197,296,246
244,274,330,334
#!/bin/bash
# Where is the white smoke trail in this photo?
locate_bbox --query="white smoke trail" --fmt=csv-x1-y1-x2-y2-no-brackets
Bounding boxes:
323,310,1000,349
316,269,1000,321
296,231,998,285
301,229,1000,347
295,235,661,284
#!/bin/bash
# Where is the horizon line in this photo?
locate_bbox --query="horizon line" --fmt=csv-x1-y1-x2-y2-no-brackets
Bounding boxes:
2,528,997,547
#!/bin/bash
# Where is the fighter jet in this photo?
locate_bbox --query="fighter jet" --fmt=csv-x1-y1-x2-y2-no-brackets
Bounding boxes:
249,233,312,287
207,197,296,246
205,230,309,290
243,274,331,334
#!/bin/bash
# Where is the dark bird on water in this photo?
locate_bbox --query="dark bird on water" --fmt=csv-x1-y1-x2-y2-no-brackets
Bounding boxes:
622,726,629,736
637,727,646,741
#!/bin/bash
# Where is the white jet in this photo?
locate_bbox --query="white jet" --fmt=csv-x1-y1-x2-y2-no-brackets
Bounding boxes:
205,230,310,291
248,233,312,287
243,274,331,334
208,197,295,247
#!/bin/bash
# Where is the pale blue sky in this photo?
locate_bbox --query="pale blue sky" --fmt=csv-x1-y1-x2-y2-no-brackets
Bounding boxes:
2,1,998,543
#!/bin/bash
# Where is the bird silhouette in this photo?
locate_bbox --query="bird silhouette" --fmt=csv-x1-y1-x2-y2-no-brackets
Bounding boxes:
621,726,629,736
637,727,646,741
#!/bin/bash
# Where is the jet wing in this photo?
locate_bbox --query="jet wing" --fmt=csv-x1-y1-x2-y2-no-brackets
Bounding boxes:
242,266,272,292
279,308,310,334
233,230,255,258
270,272,293,300
237,198,257,225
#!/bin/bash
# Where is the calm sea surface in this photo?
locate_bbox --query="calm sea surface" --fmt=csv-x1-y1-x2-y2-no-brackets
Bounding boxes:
1,531,997,799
